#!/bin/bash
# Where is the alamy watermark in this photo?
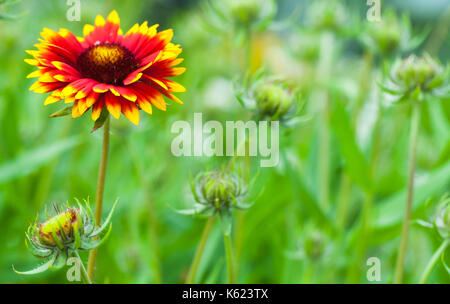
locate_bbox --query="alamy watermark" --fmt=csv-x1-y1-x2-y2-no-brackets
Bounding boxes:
171,113,279,167
366,257,381,281
366,0,381,22
66,0,81,22
66,257,81,282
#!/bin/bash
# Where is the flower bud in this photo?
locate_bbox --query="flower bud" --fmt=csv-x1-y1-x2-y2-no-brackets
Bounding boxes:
14,199,118,275
307,0,346,33
255,82,295,121
393,55,442,91
382,53,448,102
363,10,402,55
303,232,325,261
229,0,261,26
38,207,78,246
198,170,242,210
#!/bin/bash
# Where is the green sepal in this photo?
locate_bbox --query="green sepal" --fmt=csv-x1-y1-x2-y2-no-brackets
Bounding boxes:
377,81,402,95
73,221,82,250
91,198,119,237
80,224,112,250
173,204,213,217
82,198,95,235
49,250,67,270
73,198,85,234
49,106,73,118
25,236,52,258
91,109,109,133
51,230,65,250
12,255,56,275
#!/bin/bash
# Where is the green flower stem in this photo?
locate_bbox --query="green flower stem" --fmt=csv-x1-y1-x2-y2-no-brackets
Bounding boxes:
394,100,421,284
74,251,92,284
419,240,449,284
317,31,334,210
87,116,110,282
224,232,235,284
185,216,215,284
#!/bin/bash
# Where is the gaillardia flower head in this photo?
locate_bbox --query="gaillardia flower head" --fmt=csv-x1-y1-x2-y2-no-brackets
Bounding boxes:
25,10,185,126
13,199,118,275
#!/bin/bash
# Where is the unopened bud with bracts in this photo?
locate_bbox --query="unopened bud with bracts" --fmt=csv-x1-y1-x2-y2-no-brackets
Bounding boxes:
361,9,424,56
306,0,346,33
235,71,303,126
176,167,253,235
13,198,118,276
255,81,295,121
193,169,247,213
303,231,326,261
229,0,261,26
201,0,276,45
380,53,449,103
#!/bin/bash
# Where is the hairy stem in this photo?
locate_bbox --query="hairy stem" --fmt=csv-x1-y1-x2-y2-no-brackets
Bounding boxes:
394,100,421,284
224,233,235,283
185,216,215,284
419,240,448,284
87,116,110,282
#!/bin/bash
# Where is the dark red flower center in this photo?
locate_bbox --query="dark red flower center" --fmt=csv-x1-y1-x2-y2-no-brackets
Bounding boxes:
77,43,139,85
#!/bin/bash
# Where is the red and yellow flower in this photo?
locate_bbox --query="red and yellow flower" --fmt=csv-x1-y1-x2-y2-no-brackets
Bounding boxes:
25,10,185,125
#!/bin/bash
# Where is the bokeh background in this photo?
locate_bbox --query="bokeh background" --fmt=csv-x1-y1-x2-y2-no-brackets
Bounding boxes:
0,0,449,283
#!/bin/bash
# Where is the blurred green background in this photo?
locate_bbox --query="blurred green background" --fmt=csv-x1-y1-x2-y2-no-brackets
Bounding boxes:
0,0,449,283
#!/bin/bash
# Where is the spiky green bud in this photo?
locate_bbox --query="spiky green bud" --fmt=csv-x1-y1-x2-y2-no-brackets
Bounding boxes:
13,198,118,276
381,53,449,103
197,169,244,211
304,232,325,261
363,10,402,55
229,0,261,26
307,0,346,33
255,82,294,120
